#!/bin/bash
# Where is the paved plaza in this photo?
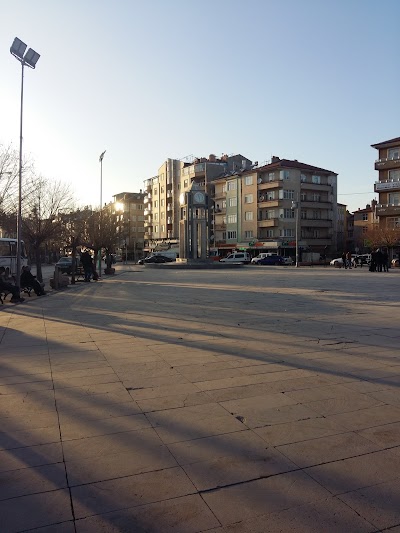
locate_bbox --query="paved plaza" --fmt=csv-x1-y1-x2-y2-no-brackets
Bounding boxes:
1,265,400,532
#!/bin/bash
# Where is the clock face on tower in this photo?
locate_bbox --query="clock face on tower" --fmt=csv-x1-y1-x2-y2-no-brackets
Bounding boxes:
193,191,205,204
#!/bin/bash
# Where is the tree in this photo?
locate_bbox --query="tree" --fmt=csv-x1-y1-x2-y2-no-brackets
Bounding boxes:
364,226,400,253
21,175,74,282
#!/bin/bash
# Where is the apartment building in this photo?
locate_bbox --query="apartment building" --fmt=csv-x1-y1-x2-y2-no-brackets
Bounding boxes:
337,203,347,253
212,157,338,257
345,201,378,253
372,136,400,229
144,154,252,251
112,191,145,261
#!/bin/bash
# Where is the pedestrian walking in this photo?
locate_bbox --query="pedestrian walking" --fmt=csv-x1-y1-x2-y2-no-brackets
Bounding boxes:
346,251,352,269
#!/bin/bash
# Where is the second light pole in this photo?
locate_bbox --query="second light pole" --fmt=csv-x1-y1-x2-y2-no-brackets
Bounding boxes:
98,150,106,276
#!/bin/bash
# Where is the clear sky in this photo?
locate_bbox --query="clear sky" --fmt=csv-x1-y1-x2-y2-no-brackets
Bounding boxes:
1,0,399,212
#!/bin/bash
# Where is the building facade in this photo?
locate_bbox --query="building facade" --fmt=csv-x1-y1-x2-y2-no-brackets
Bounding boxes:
144,154,252,252
112,192,145,261
372,136,400,228
211,157,338,257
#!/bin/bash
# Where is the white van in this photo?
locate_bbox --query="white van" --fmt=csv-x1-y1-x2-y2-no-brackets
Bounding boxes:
219,252,251,264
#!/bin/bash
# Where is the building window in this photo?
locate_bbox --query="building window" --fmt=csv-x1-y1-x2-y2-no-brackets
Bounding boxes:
281,189,294,200
282,229,294,237
268,172,275,182
244,230,253,238
221,200,226,208
228,197,237,207
301,193,307,201
389,193,400,205
154,225,158,233
154,213,158,221
222,232,226,240
227,230,237,239
362,226,368,234
388,217,400,228
312,194,321,202
388,147,400,160
284,208,295,219
244,175,253,185
227,214,237,223
300,174,307,182
267,191,275,201
280,170,290,180
312,210,321,219
222,184,226,193
244,211,253,221
161,212,165,219
244,194,253,203
154,201,158,208
266,229,274,237
312,175,321,184
227,181,237,191
267,210,275,219
313,229,320,238
362,213,368,221
161,199,164,206
154,188,157,195
389,169,400,180
184,179,188,188
138,216,144,221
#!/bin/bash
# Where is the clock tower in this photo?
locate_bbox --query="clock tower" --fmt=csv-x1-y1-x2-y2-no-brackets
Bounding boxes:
179,185,209,260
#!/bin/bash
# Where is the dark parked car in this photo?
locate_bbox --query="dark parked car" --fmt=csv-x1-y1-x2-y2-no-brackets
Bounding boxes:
257,255,285,266
140,255,174,264
55,256,73,274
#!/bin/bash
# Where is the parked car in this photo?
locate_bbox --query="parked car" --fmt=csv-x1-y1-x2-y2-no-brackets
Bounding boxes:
282,257,294,265
251,253,278,264
330,257,344,267
256,255,285,266
55,256,73,274
219,252,251,264
114,255,123,262
141,254,174,264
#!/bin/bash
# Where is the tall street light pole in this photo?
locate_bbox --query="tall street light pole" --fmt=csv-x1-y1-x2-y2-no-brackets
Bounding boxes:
98,150,106,276
292,197,300,268
10,37,40,289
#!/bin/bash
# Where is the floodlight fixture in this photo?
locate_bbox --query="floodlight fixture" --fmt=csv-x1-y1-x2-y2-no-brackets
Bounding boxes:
24,48,40,69
10,37,27,60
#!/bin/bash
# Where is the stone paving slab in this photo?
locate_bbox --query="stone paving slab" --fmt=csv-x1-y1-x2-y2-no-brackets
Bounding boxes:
1,266,400,531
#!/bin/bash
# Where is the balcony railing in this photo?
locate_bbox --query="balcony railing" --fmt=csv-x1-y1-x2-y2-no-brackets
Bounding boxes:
374,180,400,191
375,156,400,170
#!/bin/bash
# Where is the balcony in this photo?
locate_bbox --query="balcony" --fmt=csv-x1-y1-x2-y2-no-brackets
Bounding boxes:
144,209,151,216
215,223,226,231
167,191,173,198
143,195,151,204
374,180,400,192
258,198,279,207
301,183,331,192
301,219,332,227
167,217,173,224
144,221,153,228
376,204,400,216
375,156,400,171
258,219,278,228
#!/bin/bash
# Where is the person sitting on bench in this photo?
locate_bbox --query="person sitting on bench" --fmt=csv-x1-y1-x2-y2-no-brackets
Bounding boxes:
20,266,46,296
0,267,24,303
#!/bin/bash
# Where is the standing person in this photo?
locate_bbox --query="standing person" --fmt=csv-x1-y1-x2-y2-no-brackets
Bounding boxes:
375,249,383,272
370,251,377,272
346,251,352,269
0,267,24,303
341,252,347,269
382,249,389,272
80,250,93,282
20,266,46,296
